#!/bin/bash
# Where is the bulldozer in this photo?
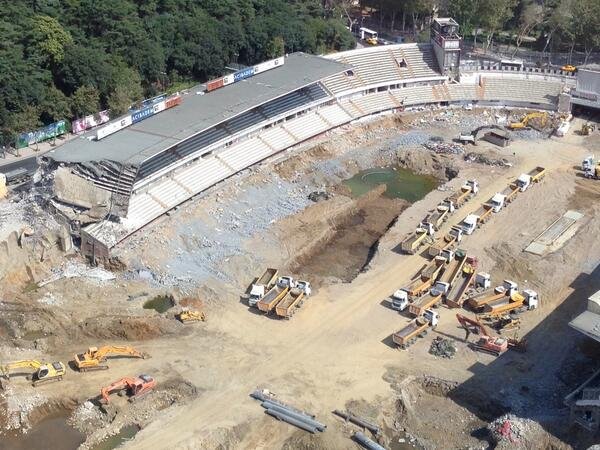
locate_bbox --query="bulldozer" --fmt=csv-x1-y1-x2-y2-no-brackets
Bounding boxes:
456,314,525,356
508,112,548,131
73,346,149,372
1,360,66,386
99,374,156,404
177,309,206,324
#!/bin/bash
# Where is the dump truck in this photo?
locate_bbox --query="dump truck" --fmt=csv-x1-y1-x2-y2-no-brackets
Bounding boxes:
481,289,539,316
497,183,520,207
275,281,311,319
248,268,279,306
400,223,434,254
445,258,478,308
445,180,479,209
393,309,439,349
430,250,468,296
471,204,494,226
428,227,463,257
467,280,518,311
423,200,455,230
393,258,445,306
408,290,443,317
257,282,290,314
516,167,546,191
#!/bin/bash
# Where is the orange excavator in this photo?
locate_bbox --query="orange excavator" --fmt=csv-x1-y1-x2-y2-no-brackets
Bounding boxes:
99,374,156,404
456,314,525,356
73,346,149,372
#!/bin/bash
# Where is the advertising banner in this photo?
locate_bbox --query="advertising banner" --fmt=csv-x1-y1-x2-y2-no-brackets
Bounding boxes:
16,120,67,149
233,67,255,82
96,116,132,140
253,56,284,74
131,105,155,124
72,110,110,134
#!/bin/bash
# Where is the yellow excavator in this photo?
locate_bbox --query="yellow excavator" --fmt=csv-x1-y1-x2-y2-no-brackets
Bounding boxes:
73,346,149,372
177,309,206,324
1,360,66,386
508,112,548,130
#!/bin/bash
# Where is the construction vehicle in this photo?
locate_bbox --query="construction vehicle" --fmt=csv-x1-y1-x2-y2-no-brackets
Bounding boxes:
390,289,409,312
100,374,156,404
460,203,493,235
1,360,66,386
561,64,577,73
408,290,443,317
430,250,468,297
428,226,463,257
400,222,434,254
73,346,148,372
489,194,506,213
516,166,546,192
445,180,479,209
456,314,525,356
1,167,31,186
398,257,446,301
275,280,311,319
423,200,455,230
581,124,596,136
584,163,600,180
177,309,206,324
248,268,279,306
393,309,439,349
582,156,595,171
257,278,291,314
498,183,520,206
467,280,518,312
481,289,539,317
508,112,548,130
445,257,478,308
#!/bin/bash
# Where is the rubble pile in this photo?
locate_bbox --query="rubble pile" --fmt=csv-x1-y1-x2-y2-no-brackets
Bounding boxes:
464,152,510,167
428,337,457,359
0,385,47,432
423,141,465,155
488,414,537,445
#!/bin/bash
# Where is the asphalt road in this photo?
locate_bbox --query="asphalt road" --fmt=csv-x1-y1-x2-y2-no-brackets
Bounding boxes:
0,154,39,174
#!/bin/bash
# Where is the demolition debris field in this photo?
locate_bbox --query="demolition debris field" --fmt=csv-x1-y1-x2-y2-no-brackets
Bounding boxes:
1,108,600,449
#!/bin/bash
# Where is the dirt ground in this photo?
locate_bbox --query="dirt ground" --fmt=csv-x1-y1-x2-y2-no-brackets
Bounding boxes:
1,109,600,449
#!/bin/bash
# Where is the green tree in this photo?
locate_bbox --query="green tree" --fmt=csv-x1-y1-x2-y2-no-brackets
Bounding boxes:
28,15,73,65
107,66,143,115
71,85,101,117
41,86,70,123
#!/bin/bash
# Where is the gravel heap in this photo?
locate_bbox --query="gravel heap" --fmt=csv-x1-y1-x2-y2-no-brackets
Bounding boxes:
488,414,537,445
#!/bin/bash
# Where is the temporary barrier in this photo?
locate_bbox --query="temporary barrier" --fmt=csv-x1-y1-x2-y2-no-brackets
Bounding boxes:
72,110,110,134
16,120,67,149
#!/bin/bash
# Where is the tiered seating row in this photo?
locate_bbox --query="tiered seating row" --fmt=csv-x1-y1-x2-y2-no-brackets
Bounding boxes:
218,138,272,171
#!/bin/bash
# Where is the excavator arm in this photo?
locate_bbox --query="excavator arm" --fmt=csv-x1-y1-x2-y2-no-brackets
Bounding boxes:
100,377,137,403
92,346,146,361
1,360,42,378
456,314,490,341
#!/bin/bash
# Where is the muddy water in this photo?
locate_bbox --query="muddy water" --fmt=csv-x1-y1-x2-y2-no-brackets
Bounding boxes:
344,167,438,202
91,424,140,450
143,295,173,313
2,412,85,450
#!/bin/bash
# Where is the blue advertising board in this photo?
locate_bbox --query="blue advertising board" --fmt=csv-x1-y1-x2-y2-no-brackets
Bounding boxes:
233,67,255,82
131,106,155,124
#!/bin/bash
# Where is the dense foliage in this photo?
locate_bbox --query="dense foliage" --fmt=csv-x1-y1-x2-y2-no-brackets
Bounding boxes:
0,0,355,142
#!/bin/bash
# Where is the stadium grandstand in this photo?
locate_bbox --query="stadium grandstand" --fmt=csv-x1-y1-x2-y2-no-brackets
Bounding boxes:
42,18,577,261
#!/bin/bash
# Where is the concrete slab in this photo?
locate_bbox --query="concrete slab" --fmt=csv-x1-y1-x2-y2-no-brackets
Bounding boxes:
525,210,584,255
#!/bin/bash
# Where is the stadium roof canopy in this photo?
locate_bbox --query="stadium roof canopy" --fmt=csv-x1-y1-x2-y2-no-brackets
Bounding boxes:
47,53,348,165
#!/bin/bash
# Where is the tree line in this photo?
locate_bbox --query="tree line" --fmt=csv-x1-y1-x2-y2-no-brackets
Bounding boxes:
345,0,599,59
0,0,355,144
